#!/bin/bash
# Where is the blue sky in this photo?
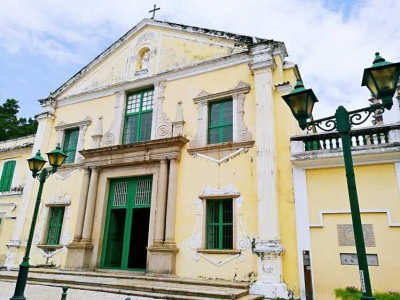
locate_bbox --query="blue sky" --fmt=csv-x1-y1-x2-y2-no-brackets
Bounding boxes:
0,0,399,122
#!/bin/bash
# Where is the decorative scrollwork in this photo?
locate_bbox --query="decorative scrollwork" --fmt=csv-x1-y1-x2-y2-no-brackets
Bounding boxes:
349,110,373,127
308,118,337,132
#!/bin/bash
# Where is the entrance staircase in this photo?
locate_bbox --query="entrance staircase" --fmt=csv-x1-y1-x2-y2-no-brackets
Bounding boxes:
0,269,263,300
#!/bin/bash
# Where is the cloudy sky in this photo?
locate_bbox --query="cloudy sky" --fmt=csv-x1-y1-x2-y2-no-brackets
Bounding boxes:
0,0,399,122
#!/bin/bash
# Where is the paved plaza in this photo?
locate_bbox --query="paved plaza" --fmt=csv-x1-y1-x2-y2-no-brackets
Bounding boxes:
0,281,156,300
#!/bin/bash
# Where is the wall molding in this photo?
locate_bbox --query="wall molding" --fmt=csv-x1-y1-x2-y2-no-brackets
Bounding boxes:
192,147,246,164
310,209,400,228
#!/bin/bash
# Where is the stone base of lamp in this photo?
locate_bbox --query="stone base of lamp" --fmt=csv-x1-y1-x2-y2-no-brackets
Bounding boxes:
147,245,179,276
65,241,94,269
250,281,291,299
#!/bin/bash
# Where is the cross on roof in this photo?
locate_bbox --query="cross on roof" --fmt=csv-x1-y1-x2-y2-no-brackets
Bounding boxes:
149,4,160,19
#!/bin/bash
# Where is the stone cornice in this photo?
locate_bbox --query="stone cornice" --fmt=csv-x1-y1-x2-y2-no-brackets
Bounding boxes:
80,136,189,167
193,81,251,104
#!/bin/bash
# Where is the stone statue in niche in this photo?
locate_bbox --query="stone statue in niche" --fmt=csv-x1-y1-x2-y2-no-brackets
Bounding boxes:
141,51,150,71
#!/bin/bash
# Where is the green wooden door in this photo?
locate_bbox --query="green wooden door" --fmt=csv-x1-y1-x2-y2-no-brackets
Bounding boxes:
101,176,152,270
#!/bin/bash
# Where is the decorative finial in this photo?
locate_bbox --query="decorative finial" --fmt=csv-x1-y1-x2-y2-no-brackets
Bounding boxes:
373,52,385,65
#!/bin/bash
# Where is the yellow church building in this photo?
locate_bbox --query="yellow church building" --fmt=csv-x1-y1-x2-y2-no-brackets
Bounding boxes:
1,18,301,299
1,18,399,300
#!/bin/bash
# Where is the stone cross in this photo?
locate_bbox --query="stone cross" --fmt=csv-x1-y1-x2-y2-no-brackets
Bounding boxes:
149,4,160,19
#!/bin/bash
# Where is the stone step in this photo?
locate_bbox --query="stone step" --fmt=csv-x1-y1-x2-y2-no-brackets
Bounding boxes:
28,268,251,289
0,270,263,300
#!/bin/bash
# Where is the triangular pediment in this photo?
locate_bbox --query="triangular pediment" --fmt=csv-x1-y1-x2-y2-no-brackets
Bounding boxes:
56,19,258,99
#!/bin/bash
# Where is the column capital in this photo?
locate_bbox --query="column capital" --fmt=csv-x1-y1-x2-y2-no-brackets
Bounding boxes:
249,44,276,73
89,166,99,172
169,158,178,164
37,95,57,120
81,167,91,174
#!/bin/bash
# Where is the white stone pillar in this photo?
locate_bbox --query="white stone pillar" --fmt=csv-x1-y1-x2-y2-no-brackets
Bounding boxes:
81,167,99,241
5,98,56,269
153,160,168,245
164,159,178,245
73,168,91,242
249,44,290,299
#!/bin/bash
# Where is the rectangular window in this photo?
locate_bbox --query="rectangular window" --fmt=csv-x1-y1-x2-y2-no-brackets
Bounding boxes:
208,99,233,144
123,89,154,144
63,128,79,164
206,199,233,249
0,161,16,192
46,207,65,245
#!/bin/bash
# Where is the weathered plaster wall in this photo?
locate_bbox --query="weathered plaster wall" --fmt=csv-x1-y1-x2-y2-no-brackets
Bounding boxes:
306,164,400,297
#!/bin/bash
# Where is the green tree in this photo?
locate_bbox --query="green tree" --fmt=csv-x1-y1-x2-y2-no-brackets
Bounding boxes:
0,99,38,142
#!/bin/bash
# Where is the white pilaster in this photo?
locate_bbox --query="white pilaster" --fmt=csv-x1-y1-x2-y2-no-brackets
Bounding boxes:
249,44,290,299
293,167,314,300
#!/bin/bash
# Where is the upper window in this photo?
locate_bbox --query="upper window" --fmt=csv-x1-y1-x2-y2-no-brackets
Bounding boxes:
45,207,65,245
63,128,79,164
206,199,233,250
123,89,154,144
208,100,233,144
0,161,16,192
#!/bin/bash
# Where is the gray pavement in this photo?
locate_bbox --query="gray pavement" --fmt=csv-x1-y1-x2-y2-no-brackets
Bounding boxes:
0,281,156,300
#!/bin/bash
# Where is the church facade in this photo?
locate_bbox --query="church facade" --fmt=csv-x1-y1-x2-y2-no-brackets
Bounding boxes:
3,19,302,299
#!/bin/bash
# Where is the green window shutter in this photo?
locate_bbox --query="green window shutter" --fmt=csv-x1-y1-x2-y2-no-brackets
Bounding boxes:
46,207,65,245
63,128,79,164
208,99,233,144
206,199,233,249
0,161,16,192
123,89,154,144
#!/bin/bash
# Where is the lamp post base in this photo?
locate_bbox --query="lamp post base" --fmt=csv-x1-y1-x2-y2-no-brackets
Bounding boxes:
10,259,30,300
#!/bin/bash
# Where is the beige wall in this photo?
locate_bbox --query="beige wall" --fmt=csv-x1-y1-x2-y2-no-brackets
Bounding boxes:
306,163,400,298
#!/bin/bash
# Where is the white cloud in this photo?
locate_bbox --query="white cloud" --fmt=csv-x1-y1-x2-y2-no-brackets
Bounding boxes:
0,0,399,122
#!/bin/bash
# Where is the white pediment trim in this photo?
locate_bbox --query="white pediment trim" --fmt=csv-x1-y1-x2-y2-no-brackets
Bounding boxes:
199,183,240,199
45,196,71,207
55,116,92,131
193,81,250,104
55,53,251,108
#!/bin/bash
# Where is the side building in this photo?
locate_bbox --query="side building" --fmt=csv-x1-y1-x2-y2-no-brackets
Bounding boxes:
0,135,35,266
4,19,303,299
291,82,400,299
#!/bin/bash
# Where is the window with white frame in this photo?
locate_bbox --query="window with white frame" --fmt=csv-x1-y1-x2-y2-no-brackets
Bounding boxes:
55,117,92,164
189,82,252,149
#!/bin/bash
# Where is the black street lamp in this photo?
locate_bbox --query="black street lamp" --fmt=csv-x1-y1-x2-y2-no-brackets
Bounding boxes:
282,53,400,300
11,144,67,300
